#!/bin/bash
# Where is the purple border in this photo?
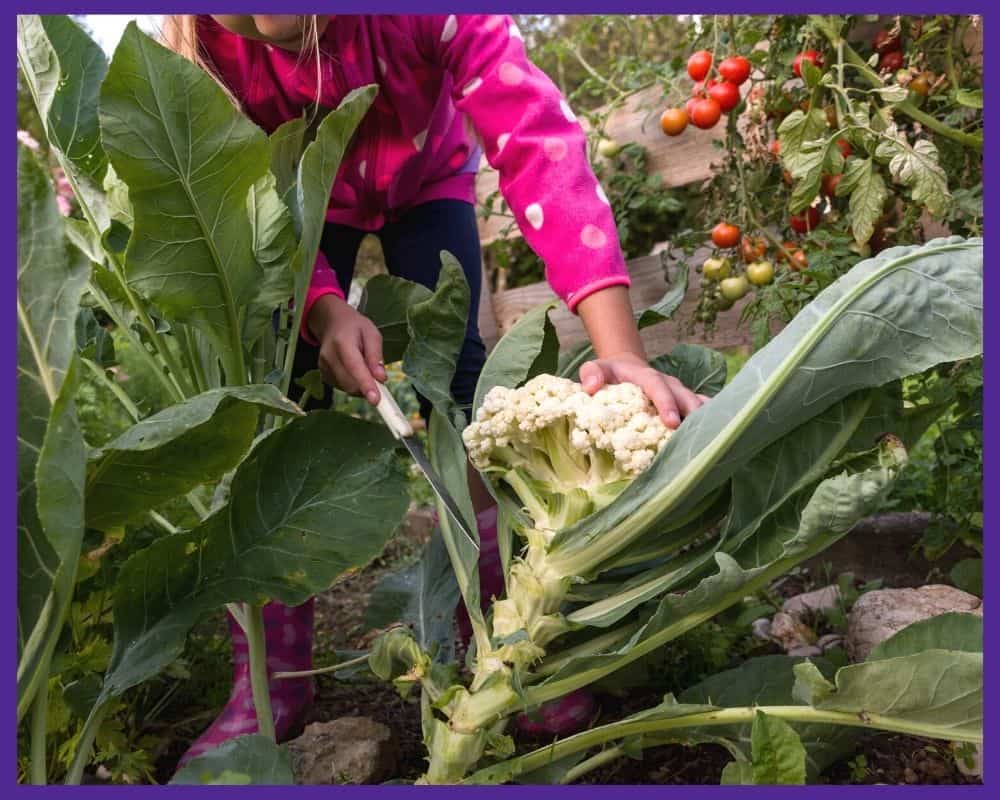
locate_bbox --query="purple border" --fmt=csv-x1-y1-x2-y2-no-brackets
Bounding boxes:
8,2,992,797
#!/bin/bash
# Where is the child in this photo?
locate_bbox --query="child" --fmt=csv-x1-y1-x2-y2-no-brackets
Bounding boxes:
164,13,706,766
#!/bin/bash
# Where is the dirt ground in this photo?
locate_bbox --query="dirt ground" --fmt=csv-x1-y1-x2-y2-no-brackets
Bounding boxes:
159,510,981,786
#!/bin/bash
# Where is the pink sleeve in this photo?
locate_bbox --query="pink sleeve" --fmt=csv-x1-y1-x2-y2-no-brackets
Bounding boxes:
418,15,630,312
300,251,346,345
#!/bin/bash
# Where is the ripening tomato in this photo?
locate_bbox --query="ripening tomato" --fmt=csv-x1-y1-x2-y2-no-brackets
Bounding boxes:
660,108,689,137
741,236,768,263
769,139,781,158
690,97,723,129
687,50,713,81
836,138,853,158
597,138,623,158
708,81,741,112
909,72,932,96
718,55,752,85
790,206,822,233
822,173,843,197
746,260,775,286
873,28,902,54
879,50,904,72
793,50,823,78
789,249,809,271
782,169,793,186
711,222,741,248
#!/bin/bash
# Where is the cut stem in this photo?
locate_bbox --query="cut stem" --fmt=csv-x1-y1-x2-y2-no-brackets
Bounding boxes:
243,604,276,741
273,653,370,680
29,678,49,784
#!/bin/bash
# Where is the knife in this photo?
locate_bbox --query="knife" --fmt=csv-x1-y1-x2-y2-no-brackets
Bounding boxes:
374,383,480,551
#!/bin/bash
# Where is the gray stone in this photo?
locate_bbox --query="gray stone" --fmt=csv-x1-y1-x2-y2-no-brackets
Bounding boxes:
817,633,844,652
751,617,772,640
782,585,841,617
846,585,983,662
287,717,398,785
787,644,823,658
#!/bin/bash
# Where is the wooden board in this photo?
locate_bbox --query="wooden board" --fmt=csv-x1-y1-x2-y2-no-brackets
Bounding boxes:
490,248,757,357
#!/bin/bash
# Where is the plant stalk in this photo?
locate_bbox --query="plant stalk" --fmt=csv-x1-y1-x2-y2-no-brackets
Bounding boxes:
65,702,111,785
243,603,276,741
273,653,370,680
29,678,49,784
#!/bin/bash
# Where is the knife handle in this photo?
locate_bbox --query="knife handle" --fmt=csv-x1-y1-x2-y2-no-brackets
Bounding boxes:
375,382,414,439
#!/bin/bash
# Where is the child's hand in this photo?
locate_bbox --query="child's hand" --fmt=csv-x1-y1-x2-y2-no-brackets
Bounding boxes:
579,353,709,430
307,294,387,405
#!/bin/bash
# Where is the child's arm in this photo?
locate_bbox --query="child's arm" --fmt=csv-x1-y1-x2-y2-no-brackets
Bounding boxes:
419,14,705,424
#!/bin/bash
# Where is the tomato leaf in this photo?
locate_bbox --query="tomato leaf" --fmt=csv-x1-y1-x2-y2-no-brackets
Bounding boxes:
777,108,828,178
875,134,950,216
838,157,888,244
954,89,983,109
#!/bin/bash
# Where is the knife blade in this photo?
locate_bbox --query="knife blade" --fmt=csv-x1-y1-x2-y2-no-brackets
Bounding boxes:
374,383,480,551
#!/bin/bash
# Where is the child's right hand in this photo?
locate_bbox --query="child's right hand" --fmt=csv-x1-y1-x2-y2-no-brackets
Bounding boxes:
306,294,387,405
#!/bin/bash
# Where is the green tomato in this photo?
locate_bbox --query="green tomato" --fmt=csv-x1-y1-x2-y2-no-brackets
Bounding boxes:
719,275,751,301
746,260,775,286
702,257,732,282
597,138,623,158
714,294,735,311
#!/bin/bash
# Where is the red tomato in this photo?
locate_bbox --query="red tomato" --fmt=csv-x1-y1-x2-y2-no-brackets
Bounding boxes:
711,222,741,248
718,55,752,85
821,173,843,197
691,78,718,97
687,50,714,81
790,206,822,233
690,97,723,129
686,97,699,118
708,81,741,113
880,50,904,72
836,138,853,158
769,139,781,158
792,50,824,78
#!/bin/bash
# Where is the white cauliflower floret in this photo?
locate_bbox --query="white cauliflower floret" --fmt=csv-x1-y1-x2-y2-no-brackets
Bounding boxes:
462,374,673,531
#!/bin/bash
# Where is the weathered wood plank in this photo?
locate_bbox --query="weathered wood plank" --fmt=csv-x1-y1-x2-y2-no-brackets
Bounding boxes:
490,248,757,356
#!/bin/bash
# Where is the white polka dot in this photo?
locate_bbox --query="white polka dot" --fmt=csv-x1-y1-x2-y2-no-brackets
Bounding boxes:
377,57,387,76
441,15,458,43
496,133,511,153
581,224,607,249
462,77,483,96
499,62,525,86
525,203,544,230
413,129,428,150
509,23,523,40
358,160,367,179
560,99,577,122
543,137,568,161
596,184,610,205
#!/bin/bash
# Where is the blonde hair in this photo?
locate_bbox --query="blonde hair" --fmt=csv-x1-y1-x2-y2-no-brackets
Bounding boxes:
160,15,324,113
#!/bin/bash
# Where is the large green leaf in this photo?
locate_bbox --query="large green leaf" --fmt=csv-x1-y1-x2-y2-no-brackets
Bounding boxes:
866,612,982,661
99,411,407,703
17,14,109,230
650,343,727,397
680,655,860,779
361,275,434,363
474,302,560,413
533,442,907,703
403,255,470,416
548,237,982,576
749,711,807,784
17,145,90,719
85,385,303,530
170,735,294,785
100,23,271,379
364,528,461,662
793,650,982,742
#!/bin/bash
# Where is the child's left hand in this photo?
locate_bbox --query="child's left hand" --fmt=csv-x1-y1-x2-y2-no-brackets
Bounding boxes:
579,353,709,430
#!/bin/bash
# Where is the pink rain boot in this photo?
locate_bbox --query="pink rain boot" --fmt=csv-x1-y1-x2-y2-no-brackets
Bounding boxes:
456,507,597,739
177,599,316,767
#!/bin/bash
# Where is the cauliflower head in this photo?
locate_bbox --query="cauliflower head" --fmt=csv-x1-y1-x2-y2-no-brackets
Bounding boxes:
463,374,672,531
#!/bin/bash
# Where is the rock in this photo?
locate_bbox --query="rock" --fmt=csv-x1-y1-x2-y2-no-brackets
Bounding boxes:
782,585,841,617
287,717,398,785
903,766,919,784
769,611,815,652
846,585,983,662
788,644,823,658
751,617,772,640
817,633,844,652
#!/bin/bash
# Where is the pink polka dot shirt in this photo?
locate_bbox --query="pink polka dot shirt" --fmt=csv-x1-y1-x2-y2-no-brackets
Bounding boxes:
196,14,631,329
